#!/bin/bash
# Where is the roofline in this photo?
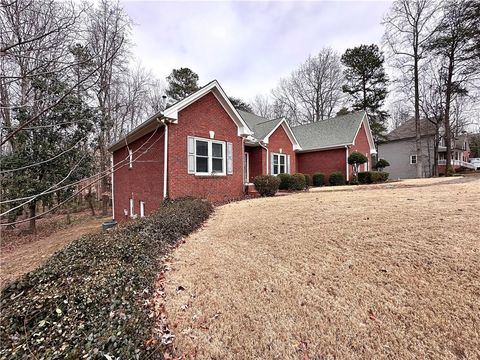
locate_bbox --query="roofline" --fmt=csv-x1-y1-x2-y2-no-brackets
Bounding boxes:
108,80,254,152
163,80,253,136
263,118,302,150
296,143,352,153
108,114,165,152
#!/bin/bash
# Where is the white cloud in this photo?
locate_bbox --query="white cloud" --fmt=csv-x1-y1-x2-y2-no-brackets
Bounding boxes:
121,0,392,99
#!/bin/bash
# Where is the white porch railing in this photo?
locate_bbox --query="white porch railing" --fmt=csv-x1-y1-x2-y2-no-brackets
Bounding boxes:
438,159,476,169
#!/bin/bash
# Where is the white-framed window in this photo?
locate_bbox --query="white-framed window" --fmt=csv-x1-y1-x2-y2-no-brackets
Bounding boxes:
139,201,145,218
128,149,133,168
189,137,226,175
410,155,417,164
272,153,287,175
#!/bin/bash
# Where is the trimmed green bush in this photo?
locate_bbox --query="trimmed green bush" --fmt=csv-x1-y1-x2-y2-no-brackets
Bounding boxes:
254,175,280,196
329,171,346,186
277,173,293,190
312,172,325,187
291,173,307,190
358,171,389,184
0,198,213,359
375,158,390,171
304,174,312,188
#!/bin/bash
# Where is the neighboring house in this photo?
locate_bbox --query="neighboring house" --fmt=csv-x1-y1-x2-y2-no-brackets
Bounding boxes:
378,118,473,179
108,80,376,222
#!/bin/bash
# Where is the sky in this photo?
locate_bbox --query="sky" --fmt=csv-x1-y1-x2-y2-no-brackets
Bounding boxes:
121,0,392,100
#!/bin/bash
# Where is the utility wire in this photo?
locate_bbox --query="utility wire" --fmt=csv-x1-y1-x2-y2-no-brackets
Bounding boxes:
0,128,164,225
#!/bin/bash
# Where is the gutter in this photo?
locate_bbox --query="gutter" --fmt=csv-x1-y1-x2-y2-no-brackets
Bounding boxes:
162,119,169,199
345,145,349,182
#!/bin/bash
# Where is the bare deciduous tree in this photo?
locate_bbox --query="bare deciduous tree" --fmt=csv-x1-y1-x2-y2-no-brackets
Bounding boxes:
383,0,441,178
272,48,344,126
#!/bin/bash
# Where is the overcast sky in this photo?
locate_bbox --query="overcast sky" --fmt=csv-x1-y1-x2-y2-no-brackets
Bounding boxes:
121,1,392,100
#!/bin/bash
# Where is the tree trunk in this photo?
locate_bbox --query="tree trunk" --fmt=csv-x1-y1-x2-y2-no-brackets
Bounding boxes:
444,57,454,176
87,185,96,216
414,56,423,178
28,202,36,234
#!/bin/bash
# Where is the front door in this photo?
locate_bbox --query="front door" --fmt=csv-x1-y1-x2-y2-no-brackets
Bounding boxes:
244,152,249,183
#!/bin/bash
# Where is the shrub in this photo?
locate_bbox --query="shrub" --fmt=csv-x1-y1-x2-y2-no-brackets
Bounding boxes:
0,198,213,359
312,173,325,187
304,174,312,188
329,171,346,186
375,159,390,171
277,173,293,190
358,171,389,184
291,173,307,190
254,175,280,196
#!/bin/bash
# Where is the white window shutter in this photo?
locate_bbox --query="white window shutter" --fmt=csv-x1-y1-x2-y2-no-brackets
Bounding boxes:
287,155,291,174
227,142,233,174
271,153,275,174
187,136,195,174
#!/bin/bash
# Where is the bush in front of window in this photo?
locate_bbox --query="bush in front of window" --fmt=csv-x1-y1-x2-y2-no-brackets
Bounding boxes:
312,172,325,186
277,173,294,190
329,171,346,186
358,171,389,184
253,175,280,196
291,173,307,190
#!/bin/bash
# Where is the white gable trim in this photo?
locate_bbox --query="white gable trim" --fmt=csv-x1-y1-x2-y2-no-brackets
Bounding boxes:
163,80,253,137
263,119,302,151
352,112,377,154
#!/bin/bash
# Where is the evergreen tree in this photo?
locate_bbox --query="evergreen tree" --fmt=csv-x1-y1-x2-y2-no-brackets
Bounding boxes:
1,75,96,232
166,68,200,101
341,44,389,142
228,97,253,113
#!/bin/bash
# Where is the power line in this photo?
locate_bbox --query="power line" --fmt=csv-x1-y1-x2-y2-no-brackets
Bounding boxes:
0,125,161,205
0,136,89,174
0,127,164,226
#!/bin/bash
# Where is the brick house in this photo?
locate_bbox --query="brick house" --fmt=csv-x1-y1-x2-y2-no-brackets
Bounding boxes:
108,81,376,222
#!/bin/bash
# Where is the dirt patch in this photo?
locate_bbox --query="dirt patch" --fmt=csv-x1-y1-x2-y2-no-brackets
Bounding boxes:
162,177,480,359
0,216,109,287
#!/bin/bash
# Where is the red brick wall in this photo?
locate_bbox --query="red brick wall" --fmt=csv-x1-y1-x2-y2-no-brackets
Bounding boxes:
296,148,347,183
267,123,297,174
167,92,244,202
112,128,165,222
245,146,266,182
349,122,372,173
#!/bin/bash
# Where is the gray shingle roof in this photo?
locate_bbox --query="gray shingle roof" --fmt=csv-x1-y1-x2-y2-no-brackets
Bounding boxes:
238,110,283,140
292,111,365,151
386,118,437,141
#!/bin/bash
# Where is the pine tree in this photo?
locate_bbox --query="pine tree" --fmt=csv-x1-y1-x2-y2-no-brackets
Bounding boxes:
341,44,389,143
166,68,200,101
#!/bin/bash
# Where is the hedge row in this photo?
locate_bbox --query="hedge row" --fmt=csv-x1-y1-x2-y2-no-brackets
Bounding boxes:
0,198,214,359
358,171,389,184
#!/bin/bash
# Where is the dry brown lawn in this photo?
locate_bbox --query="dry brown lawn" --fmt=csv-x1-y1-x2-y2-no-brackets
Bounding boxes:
163,176,480,359
0,215,109,287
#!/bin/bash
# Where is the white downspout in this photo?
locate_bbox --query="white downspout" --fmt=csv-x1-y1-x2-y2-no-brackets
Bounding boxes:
345,145,349,182
260,142,269,174
163,121,168,199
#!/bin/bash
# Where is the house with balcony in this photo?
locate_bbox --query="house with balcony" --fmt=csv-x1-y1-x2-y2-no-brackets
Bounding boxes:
378,118,473,179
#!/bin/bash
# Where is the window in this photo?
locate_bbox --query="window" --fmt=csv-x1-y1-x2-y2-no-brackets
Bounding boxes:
193,138,226,175
139,201,145,218
410,155,417,164
128,149,133,168
272,153,287,175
